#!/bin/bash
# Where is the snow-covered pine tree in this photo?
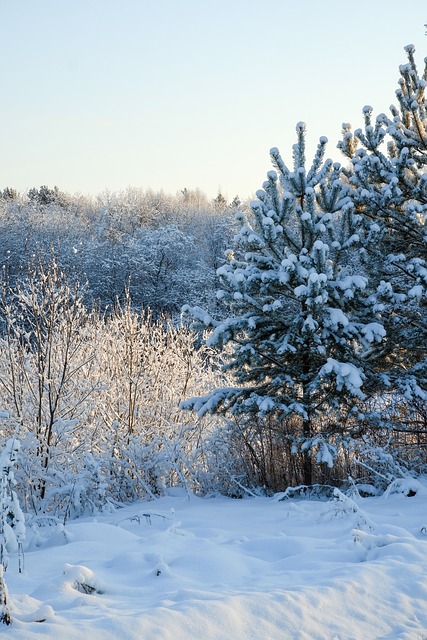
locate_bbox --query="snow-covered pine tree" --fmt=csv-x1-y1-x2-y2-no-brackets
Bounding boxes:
339,45,427,420
183,124,385,486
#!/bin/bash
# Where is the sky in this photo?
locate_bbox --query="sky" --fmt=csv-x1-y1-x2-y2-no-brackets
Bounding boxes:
0,0,426,201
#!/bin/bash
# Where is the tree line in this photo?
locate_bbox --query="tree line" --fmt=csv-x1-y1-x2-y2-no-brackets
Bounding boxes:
0,186,241,318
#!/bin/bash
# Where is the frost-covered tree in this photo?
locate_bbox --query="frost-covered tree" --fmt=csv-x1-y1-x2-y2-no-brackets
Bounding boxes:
0,439,25,574
184,124,385,486
339,44,427,414
0,438,25,626
0,258,100,507
0,184,240,316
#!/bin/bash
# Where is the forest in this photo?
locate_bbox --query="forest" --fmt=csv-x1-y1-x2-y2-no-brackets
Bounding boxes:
0,44,426,525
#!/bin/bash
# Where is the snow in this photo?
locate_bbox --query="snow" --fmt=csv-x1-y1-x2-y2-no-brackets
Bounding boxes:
4,487,427,638
320,358,365,398
408,285,424,299
327,307,349,328
361,322,386,343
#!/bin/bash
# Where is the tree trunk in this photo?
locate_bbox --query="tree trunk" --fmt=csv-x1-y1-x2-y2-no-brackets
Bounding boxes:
302,417,312,486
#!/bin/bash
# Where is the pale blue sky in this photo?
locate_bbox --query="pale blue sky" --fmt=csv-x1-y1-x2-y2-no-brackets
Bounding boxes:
1,1,426,200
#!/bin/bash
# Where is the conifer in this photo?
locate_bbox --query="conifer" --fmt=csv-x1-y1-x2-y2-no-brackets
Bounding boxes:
184,125,384,483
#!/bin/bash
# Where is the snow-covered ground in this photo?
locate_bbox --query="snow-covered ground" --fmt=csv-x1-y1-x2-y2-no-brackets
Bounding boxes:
3,479,427,639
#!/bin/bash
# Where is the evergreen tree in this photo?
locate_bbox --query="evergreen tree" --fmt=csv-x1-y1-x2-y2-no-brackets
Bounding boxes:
339,44,427,410
184,124,384,485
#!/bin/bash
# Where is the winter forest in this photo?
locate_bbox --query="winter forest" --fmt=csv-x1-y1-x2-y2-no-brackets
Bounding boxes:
0,43,426,632
0,43,426,510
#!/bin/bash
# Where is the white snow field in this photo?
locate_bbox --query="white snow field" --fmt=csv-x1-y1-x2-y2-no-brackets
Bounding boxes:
3,479,427,639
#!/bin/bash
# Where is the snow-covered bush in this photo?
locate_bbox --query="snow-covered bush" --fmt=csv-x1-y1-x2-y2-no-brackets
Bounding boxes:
347,435,413,491
319,487,375,532
0,438,25,626
89,300,224,502
0,439,25,573
0,566,10,625
0,268,225,514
